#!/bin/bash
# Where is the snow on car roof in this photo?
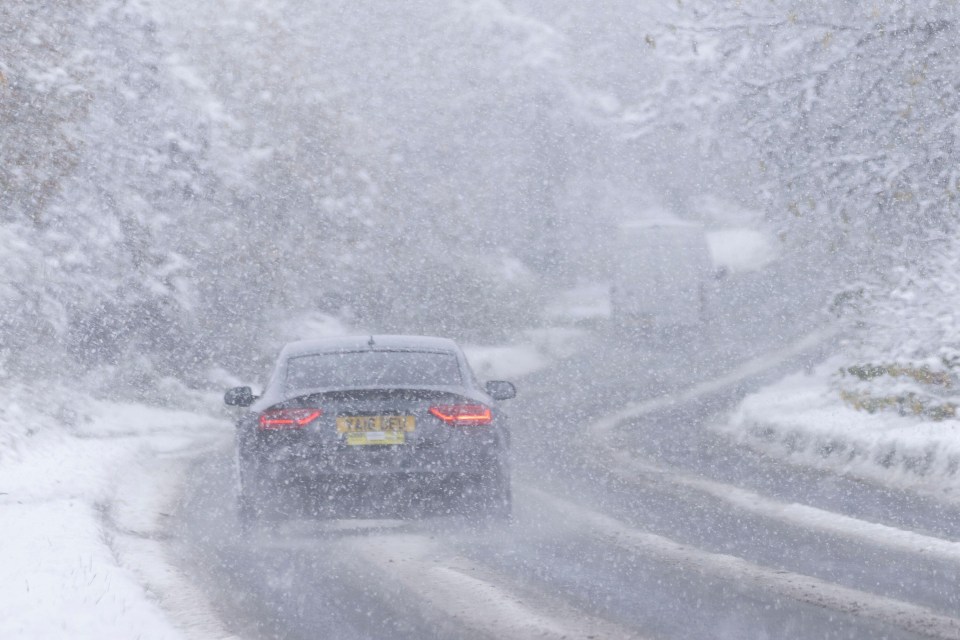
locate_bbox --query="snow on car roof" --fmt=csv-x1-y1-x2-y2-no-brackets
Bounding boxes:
281,335,460,357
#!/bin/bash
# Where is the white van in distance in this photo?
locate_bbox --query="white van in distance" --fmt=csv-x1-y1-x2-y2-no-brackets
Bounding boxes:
610,219,714,330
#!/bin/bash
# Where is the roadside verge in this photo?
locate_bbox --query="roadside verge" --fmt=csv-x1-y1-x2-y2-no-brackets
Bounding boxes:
717,358,960,498
0,384,234,640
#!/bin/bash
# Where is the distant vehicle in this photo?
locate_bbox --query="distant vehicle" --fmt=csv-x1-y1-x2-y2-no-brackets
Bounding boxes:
610,219,714,330
224,335,516,524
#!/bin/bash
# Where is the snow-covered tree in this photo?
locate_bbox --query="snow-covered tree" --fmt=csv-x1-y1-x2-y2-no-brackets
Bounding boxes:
628,2,960,278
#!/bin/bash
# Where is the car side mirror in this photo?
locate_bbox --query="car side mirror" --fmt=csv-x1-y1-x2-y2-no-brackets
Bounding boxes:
485,380,516,401
224,386,256,407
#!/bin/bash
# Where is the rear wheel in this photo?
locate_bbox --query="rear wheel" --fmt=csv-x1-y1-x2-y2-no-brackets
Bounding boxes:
237,470,269,532
236,460,287,529
476,470,512,521
237,491,258,531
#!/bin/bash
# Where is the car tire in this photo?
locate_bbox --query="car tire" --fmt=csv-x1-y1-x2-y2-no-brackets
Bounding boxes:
236,459,277,529
237,472,267,530
237,492,257,531
477,469,512,521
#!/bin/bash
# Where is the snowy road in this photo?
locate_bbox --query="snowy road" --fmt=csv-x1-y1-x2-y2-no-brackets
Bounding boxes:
172,328,960,639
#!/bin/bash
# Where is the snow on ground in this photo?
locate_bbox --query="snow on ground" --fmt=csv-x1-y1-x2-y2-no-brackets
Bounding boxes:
706,228,776,274
464,284,598,381
463,326,590,381
0,384,234,639
717,357,960,496
719,236,960,497
542,282,611,324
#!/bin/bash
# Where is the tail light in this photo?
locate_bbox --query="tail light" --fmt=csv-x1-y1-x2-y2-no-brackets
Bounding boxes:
429,404,492,426
258,408,322,431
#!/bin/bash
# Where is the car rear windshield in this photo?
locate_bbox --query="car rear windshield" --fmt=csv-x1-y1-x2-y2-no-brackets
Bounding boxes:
284,350,462,392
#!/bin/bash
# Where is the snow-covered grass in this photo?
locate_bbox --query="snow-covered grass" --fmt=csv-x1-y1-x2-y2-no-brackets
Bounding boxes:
0,384,233,639
718,358,960,496
719,234,960,497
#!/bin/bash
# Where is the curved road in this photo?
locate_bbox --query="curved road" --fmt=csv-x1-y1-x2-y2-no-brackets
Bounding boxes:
172,318,960,640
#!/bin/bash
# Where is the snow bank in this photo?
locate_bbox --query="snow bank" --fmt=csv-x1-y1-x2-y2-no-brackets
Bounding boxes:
719,234,960,497
0,385,233,639
719,360,960,495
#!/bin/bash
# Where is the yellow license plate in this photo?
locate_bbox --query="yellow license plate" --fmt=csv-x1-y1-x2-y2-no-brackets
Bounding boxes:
336,415,415,446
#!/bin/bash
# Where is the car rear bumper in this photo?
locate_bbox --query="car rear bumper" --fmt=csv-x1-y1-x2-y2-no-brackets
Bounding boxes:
248,441,505,479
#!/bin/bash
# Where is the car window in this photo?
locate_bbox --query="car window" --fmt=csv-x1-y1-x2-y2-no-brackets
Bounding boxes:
285,350,462,392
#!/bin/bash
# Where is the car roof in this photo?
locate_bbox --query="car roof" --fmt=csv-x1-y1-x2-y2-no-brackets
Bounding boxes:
281,335,461,358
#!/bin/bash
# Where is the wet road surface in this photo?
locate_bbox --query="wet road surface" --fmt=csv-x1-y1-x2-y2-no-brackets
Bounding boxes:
172,319,960,639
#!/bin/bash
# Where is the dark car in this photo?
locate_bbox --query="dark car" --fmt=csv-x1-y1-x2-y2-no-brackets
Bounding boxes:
224,335,516,523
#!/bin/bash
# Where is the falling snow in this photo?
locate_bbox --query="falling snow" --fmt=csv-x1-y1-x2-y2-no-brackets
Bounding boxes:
3,2,960,639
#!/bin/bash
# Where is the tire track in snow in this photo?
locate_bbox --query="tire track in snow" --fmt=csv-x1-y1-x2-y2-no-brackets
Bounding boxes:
336,533,644,640
598,447,960,565
586,322,960,570
525,486,960,640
